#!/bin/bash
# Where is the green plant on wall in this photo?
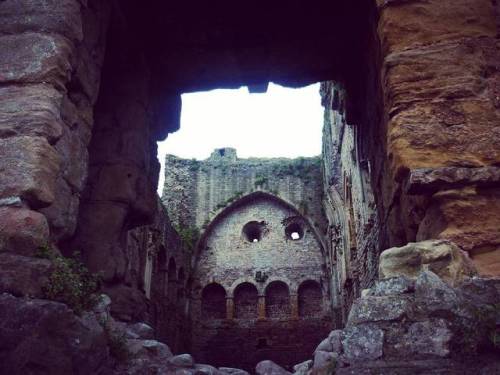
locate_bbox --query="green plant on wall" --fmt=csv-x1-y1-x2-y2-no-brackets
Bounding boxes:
35,245,100,315
254,175,268,188
175,225,200,252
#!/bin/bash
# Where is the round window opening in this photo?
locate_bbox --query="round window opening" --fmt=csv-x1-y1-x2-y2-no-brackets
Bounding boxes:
243,221,265,243
285,222,304,240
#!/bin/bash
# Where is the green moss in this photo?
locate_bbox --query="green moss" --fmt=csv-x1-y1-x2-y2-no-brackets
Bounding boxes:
36,246,100,315
175,225,200,252
271,158,320,180
254,175,268,188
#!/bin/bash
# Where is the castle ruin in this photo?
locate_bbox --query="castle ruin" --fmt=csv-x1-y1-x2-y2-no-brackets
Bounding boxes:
0,0,499,374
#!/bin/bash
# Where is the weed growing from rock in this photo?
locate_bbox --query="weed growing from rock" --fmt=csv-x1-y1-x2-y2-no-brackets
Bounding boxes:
35,245,101,315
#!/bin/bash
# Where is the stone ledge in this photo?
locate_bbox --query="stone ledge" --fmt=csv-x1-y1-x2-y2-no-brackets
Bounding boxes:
406,166,500,195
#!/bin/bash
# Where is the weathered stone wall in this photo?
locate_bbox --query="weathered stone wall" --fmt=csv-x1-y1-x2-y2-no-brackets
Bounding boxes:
376,0,500,276
68,3,181,320
321,81,381,324
1,0,499,373
163,149,327,238
289,242,500,375
321,0,500,325
190,193,332,371
101,195,191,353
138,201,192,354
0,0,112,302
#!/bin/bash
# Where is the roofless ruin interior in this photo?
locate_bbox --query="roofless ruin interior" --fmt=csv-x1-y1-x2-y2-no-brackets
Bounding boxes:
0,0,499,374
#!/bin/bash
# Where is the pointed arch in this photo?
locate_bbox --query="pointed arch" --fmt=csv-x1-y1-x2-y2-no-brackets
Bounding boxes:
194,191,327,266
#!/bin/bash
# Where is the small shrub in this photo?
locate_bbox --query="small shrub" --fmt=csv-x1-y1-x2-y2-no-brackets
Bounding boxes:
36,246,100,315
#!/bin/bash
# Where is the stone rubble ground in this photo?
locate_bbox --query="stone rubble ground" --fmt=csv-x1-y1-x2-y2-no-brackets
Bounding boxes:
0,265,499,375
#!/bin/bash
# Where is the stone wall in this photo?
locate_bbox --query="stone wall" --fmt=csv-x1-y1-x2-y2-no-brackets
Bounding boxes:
162,149,327,238
190,193,332,371
321,82,381,324
141,201,192,354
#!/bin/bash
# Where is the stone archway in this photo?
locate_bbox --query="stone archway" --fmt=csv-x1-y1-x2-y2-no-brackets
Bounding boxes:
1,1,499,373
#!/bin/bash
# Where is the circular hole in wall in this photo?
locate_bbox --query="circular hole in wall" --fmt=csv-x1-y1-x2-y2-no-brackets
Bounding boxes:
285,222,304,240
242,221,265,243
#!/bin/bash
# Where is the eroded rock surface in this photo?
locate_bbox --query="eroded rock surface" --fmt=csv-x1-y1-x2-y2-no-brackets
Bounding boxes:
0,293,110,375
291,270,500,374
379,240,477,285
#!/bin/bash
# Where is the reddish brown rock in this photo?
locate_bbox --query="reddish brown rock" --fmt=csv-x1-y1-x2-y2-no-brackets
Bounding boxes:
0,293,110,375
0,207,50,256
0,253,52,297
0,33,73,89
377,0,497,55
0,136,60,207
406,166,500,195
0,84,64,143
74,202,129,281
54,123,89,192
417,187,500,276
377,0,500,280
0,0,83,42
384,38,500,175
39,177,80,242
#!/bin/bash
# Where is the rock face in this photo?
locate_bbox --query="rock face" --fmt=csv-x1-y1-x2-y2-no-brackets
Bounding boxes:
291,271,500,374
0,206,50,256
256,360,292,375
0,0,499,374
0,254,52,297
379,240,477,285
378,0,500,276
0,293,110,375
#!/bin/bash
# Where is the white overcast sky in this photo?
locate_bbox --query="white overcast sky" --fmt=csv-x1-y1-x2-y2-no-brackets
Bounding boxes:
157,83,324,193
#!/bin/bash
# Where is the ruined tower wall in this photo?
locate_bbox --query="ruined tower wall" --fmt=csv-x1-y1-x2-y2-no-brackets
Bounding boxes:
128,200,192,353
321,83,380,323
162,150,328,238
190,194,332,371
